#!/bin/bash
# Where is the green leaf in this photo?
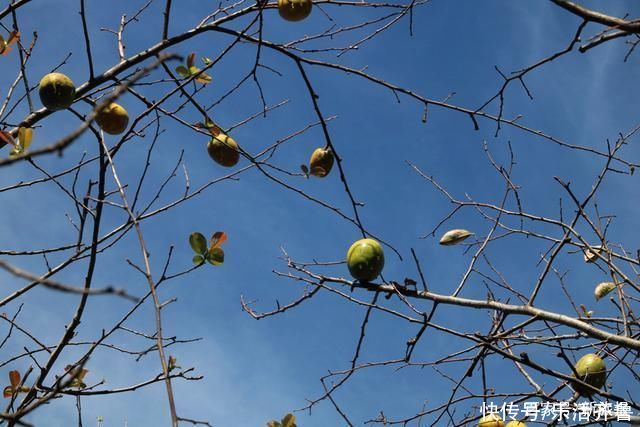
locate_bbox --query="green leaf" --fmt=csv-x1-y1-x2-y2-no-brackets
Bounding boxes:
206,247,224,266
175,65,190,79
189,232,208,255
192,255,204,266
189,66,212,84
18,127,32,151
202,56,212,65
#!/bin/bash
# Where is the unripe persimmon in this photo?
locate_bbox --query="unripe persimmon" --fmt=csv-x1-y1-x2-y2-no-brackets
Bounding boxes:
39,73,76,111
574,353,606,395
96,102,130,135
346,238,384,281
278,0,312,22
207,133,240,167
478,414,504,427
309,147,334,177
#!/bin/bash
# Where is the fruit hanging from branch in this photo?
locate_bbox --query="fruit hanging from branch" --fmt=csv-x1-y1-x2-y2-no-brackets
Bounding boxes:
278,0,312,22
573,353,607,395
95,102,130,135
478,414,504,427
207,133,240,167
308,147,334,177
38,72,76,111
346,238,385,282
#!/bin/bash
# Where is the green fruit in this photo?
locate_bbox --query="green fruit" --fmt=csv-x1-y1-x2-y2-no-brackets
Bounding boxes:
207,133,240,167
574,353,606,395
95,102,129,135
478,414,503,427
309,147,334,177
346,238,384,281
39,72,76,111
278,0,312,22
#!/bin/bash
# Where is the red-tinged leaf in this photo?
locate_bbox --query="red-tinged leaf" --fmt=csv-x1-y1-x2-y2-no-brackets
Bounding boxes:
210,231,227,248
9,371,20,389
3,386,13,398
6,31,19,46
0,131,15,147
187,52,196,69
0,32,19,56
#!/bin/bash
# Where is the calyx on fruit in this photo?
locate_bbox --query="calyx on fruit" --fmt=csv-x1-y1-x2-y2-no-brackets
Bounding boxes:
346,238,384,282
505,421,527,427
278,0,312,22
573,353,606,395
309,147,334,177
478,414,504,427
439,229,473,246
39,73,76,111
207,133,240,167
594,282,616,301
95,102,130,135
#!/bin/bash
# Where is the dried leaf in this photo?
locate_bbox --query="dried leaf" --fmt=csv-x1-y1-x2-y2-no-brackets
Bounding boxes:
187,52,196,69
583,245,603,263
594,282,616,301
9,371,19,389
439,229,474,246
0,131,15,147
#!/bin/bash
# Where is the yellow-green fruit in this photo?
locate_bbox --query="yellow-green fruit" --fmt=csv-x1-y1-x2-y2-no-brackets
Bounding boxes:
39,73,76,111
95,102,130,135
505,421,527,427
207,133,240,167
574,353,606,395
346,238,384,282
278,0,312,21
309,147,334,177
478,414,504,427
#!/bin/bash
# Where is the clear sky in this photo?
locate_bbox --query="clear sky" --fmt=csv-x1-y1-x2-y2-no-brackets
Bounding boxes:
0,0,639,426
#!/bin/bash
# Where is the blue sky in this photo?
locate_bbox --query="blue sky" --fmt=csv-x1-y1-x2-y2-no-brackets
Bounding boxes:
0,0,639,426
